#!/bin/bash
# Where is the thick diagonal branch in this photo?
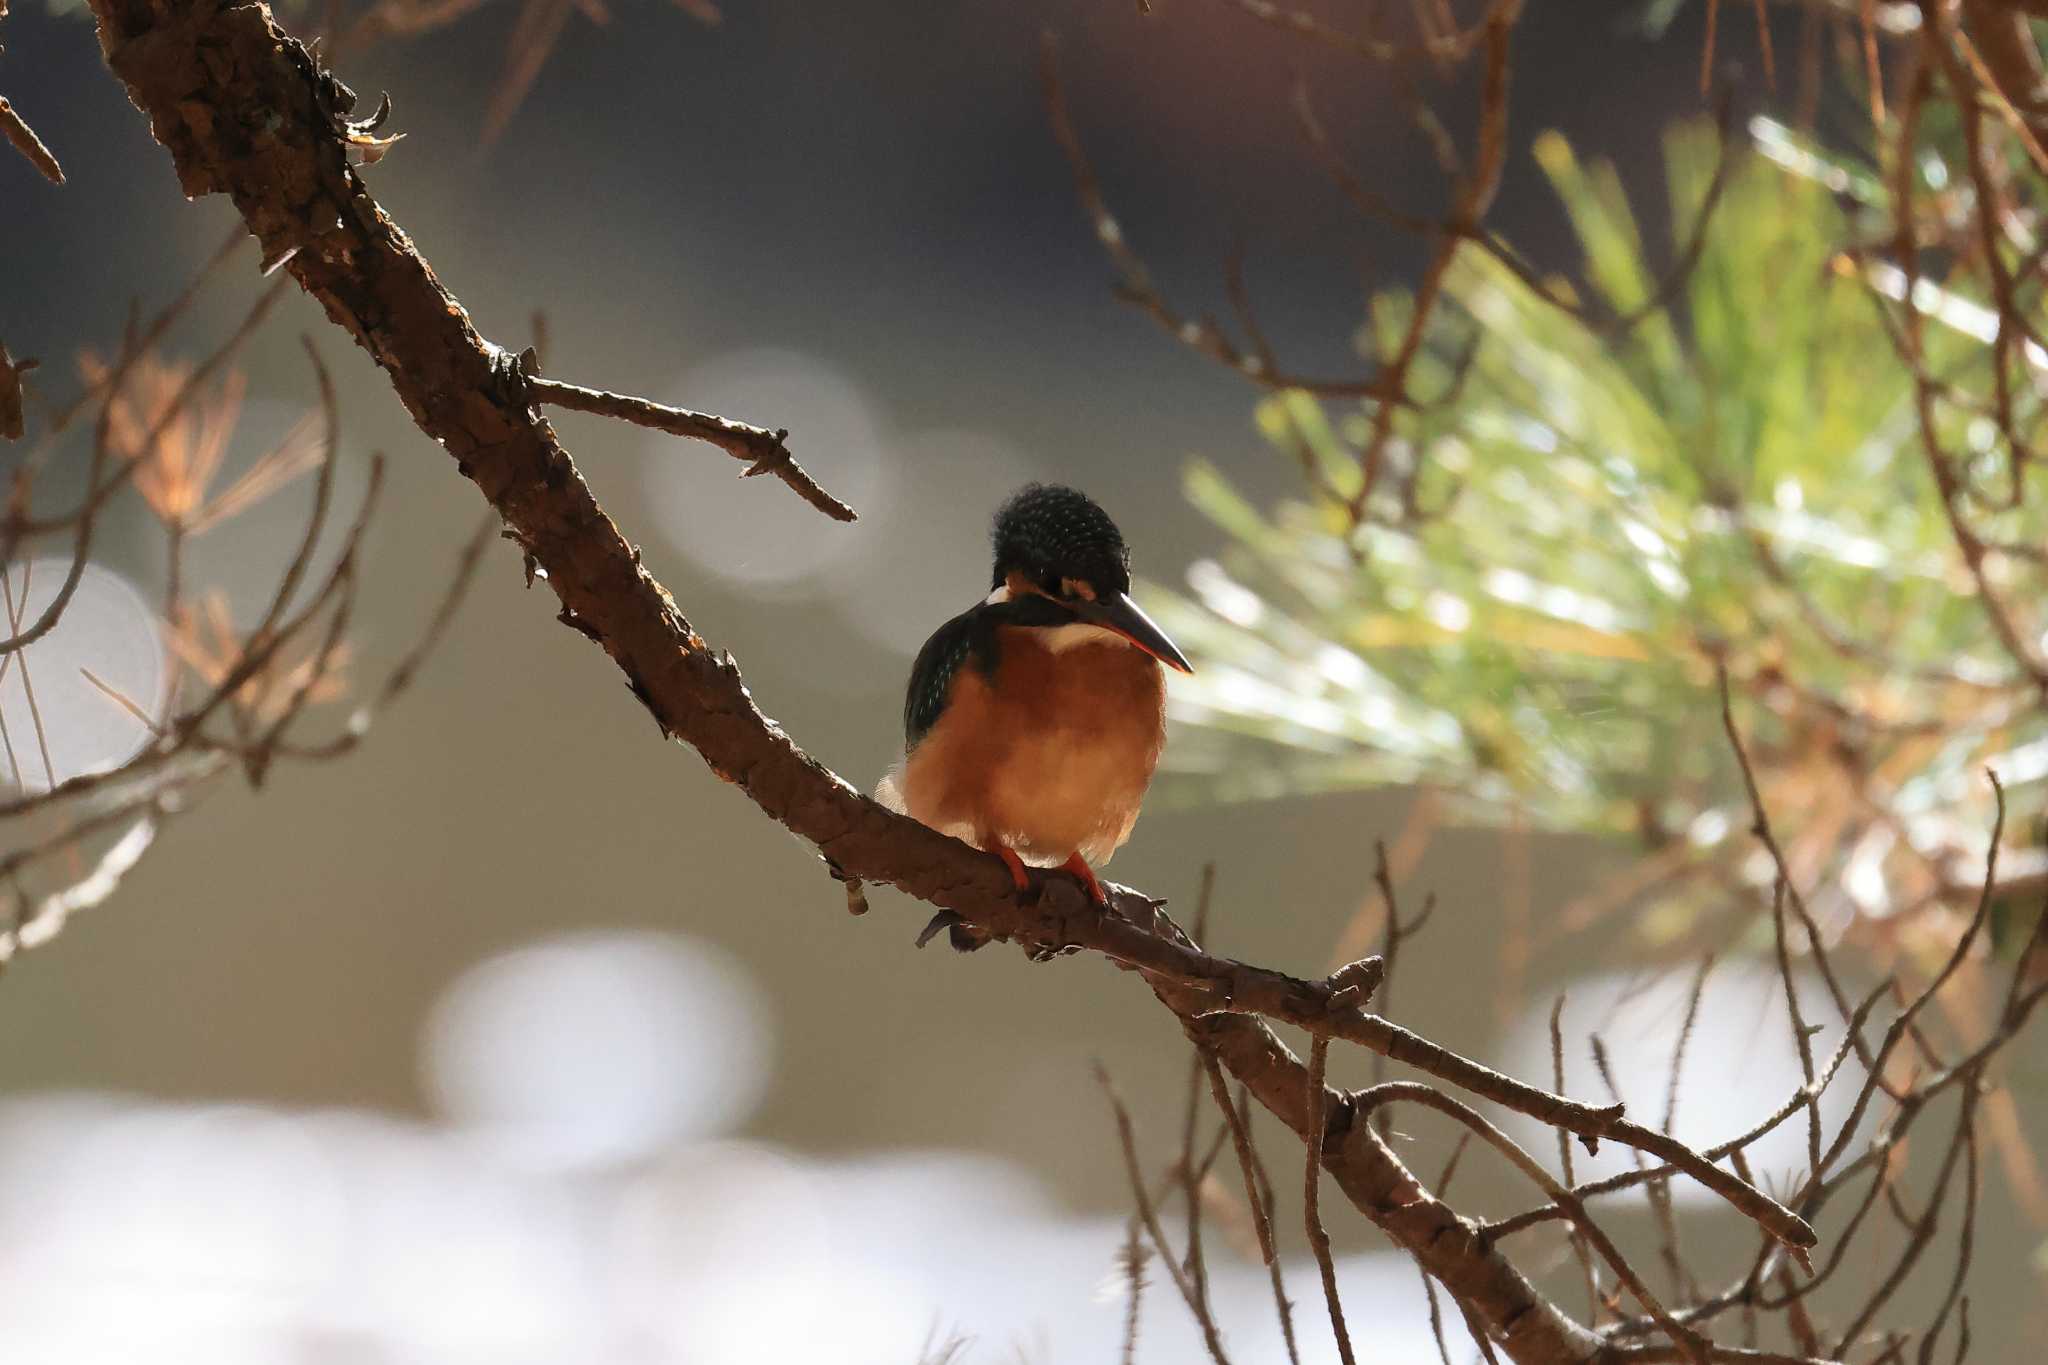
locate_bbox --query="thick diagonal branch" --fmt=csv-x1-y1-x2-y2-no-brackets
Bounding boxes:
83,4,1809,1360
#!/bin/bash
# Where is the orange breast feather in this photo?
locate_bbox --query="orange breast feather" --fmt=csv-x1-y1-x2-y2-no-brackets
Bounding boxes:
896,628,1166,866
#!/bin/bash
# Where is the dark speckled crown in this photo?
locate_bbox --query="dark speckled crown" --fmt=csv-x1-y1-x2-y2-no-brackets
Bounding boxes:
991,484,1132,597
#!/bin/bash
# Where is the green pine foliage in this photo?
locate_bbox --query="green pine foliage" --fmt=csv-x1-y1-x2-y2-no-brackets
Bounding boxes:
1150,120,2041,919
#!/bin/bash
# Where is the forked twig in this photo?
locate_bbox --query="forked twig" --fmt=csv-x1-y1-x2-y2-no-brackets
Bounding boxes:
1096,1063,1233,1365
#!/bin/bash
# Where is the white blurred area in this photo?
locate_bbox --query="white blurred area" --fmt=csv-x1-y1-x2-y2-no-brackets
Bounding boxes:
639,350,893,597
1496,963,1866,1206
637,350,1047,658
0,928,1474,1364
0,558,166,793
422,930,773,1169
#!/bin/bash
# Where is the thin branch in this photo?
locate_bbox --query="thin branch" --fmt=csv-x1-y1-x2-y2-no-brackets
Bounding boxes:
1551,994,1603,1320
1720,668,1882,1074
1913,1100,1979,1365
1,275,292,654
1348,1082,1709,1365
0,93,63,184
1303,1035,1357,1365
1204,1051,1302,1365
526,373,855,522
0,813,161,962
1486,980,1890,1239
0,341,31,442
1828,1077,1980,1356
1367,837,1436,1123
78,666,165,736
1769,876,1825,1184
1097,1063,1233,1365
1118,1209,1149,1365
1205,1051,1277,1266
0,563,57,789
1239,1078,1302,1364
1181,1044,1214,1325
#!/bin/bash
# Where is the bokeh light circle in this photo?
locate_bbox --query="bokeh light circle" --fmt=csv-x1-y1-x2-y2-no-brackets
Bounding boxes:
0,559,165,793
637,349,888,595
422,930,773,1169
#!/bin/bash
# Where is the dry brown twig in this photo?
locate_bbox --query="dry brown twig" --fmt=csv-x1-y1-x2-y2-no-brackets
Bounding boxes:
1302,1034,1358,1365
2,271,490,960
1096,1062,1234,1365
1202,1050,1302,1364
2,274,295,657
526,372,855,522
1550,994,1606,1322
1106,604,2034,1364
0,0,64,190
0,342,37,441
1361,837,1436,1120
1179,866,1220,1323
1561,679,2040,1360
0,93,61,183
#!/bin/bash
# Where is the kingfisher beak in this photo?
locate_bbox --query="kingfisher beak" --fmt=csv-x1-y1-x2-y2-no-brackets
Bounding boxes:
1078,593,1195,673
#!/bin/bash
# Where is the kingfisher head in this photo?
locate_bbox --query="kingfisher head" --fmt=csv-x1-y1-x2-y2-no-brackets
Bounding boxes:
988,484,1193,673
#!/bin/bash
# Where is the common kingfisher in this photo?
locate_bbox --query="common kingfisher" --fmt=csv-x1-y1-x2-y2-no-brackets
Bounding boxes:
877,484,1193,908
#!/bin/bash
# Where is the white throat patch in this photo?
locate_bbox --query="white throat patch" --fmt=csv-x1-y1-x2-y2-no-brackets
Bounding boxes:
1039,621,1128,653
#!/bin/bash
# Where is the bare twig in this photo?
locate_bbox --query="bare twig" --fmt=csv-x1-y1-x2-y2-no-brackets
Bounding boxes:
1180,1046,1214,1324
1205,1051,1276,1266
1769,877,1825,1183
1551,994,1603,1320
2,276,292,656
0,563,57,790
0,93,62,184
1487,979,1890,1240
0,342,35,440
1303,1035,1357,1365
1204,1051,1302,1365
1096,1063,1232,1365
1349,1082,1710,1365
1914,1101,1979,1365
526,373,855,522
1118,1210,1149,1365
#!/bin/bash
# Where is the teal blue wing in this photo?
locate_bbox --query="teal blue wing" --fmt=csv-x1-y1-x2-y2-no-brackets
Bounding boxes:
904,608,989,750
902,596,1074,748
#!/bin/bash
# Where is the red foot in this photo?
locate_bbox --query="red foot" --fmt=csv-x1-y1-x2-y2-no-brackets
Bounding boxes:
1061,851,1108,906
997,846,1031,893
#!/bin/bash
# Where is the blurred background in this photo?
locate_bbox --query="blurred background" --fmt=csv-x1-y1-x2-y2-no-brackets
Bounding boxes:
4,2,2045,1361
